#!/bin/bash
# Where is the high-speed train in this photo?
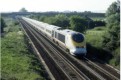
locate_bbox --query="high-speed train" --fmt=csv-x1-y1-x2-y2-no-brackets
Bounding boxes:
22,17,87,56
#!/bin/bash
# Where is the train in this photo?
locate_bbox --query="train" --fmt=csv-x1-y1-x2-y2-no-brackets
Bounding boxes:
21,17,87,56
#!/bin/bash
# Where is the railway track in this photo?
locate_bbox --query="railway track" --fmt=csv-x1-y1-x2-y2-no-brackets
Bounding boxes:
27,22,120,80
21,19,103,80
83,57,120,80
19,19,64,80
18,18,120,80
85,56,120,77
19,19,88,80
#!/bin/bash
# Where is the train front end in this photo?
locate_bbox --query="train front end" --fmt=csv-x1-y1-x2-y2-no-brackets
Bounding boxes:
69,33,87,56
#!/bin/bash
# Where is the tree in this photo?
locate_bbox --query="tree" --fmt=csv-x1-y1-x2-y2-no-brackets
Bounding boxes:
54,14,70,28
39,15,46,21
102,1,120,51
43,14,69,28
101,1,120,67
43,16,57,25
69,15,87,33
19,8,28,12
1,17,6,33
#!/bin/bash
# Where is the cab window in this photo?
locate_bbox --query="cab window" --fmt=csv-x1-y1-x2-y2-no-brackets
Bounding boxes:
72,33,84,43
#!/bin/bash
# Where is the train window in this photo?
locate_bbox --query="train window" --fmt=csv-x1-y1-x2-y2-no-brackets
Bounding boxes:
58,33,65,43
42,27,44,30
46,29,51,34
72,33,84,43
52,30,54,37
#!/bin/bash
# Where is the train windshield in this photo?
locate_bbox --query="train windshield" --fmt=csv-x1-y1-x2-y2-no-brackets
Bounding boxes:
72,33,84,43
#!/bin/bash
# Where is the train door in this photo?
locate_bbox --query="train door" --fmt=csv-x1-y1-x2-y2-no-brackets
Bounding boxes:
55,31,57,38
52,30,58,39
52,30,54,37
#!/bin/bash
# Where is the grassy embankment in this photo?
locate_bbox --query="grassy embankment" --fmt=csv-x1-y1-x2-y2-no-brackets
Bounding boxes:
1,18,46,80
86,26,119,69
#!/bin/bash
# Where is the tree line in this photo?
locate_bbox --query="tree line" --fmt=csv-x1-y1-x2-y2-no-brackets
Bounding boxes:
29,14,105,33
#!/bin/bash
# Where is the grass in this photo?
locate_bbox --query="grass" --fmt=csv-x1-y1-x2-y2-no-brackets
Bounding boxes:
1,18,46,80
86,28,105,48
92,26,107,31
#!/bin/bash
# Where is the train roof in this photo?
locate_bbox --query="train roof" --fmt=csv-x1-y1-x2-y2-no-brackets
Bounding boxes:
23,17,61,31
22,17,82,36
57,29,77,35
46,25,60,30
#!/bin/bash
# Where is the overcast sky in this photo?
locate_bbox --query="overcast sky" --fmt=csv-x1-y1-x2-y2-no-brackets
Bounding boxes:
0,0,117,13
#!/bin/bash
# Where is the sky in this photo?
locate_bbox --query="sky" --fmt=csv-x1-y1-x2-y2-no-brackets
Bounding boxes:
0,0,117,13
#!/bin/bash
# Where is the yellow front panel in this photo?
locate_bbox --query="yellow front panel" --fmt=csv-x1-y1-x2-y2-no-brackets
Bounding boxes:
66,35,86,49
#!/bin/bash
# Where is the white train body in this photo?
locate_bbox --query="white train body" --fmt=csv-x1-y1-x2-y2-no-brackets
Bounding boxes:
22,17,87,56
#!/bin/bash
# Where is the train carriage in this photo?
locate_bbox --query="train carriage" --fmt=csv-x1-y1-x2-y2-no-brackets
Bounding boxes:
22,17,87,56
